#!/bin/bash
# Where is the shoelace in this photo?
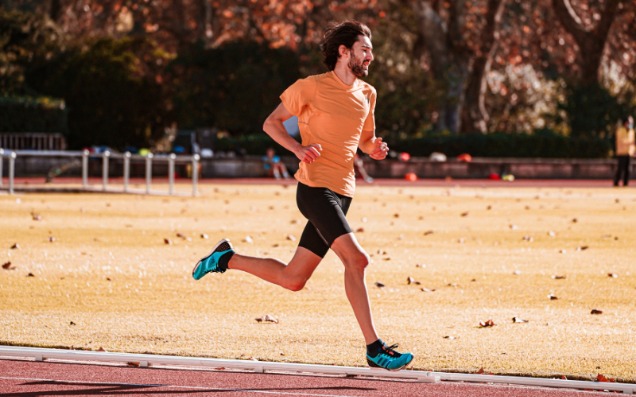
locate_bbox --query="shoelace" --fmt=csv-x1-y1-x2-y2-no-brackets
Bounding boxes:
380,344,401,357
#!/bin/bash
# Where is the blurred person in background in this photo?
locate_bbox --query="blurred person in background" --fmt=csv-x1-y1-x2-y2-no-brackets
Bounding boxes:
614,115,635,187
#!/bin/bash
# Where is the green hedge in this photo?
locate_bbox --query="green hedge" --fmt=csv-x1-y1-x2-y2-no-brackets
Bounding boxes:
213,130,612,159
389,131,611,159
0,96,68,133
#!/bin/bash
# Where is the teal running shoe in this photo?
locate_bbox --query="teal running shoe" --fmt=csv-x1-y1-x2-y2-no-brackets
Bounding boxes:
366,343,414,371
192,239,234,280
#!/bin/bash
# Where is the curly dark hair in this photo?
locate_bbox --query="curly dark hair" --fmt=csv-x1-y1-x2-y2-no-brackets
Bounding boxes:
320,21,372,71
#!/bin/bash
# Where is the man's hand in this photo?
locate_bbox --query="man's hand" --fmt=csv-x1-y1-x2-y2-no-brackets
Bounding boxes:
369,137,389,160
295,143,323,163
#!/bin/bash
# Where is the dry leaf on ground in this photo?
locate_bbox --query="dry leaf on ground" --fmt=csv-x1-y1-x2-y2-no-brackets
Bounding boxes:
255,314,279,324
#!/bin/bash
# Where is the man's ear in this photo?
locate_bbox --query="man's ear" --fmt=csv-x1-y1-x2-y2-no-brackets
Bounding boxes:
338,44,349,58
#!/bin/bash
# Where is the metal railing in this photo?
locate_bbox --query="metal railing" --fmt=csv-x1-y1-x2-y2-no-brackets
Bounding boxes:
0,149,200,196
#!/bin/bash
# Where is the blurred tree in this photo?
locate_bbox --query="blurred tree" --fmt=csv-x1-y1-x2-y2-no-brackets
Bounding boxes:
0,7,65,95
27,36,171,149
549,0,631,139
400,0,508,134
491,0,635,136
3,0,635,148
166,40,300,135
552,0,620,85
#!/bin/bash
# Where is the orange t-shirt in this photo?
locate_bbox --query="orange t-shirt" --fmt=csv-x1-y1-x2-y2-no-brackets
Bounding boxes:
280,71,376,197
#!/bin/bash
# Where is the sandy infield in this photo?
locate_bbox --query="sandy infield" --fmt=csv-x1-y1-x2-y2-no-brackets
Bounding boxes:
1,182,635,382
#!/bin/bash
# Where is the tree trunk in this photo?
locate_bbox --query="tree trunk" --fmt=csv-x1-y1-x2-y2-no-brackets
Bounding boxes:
461,0,507,134
411,1,470,134
48,0,62,21
551,0,621,85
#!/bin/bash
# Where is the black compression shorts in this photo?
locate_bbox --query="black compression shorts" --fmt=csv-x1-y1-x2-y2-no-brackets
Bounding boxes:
296,182,353,258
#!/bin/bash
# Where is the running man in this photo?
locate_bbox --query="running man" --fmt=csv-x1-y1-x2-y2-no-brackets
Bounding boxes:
193,20,414,371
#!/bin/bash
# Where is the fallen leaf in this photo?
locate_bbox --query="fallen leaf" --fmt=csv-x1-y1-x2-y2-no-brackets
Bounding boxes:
479,319,495,328
255,314,278,324
597,373,615,383
2,261,15,270
176,232,191,241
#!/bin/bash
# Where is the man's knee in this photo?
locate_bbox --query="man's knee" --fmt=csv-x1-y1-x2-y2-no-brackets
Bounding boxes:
343,251,370,272
283,275,306,291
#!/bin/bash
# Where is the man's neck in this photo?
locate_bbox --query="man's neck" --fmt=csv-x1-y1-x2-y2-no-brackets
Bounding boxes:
332,65,357,86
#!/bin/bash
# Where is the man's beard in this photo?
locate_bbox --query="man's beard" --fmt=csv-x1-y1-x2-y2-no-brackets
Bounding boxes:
349,58,368,77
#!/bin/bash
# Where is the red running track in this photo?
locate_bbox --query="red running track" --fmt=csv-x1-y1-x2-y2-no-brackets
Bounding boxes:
0,359,612,397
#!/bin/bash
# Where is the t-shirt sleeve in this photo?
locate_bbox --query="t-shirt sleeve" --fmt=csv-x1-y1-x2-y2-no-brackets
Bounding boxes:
362,87,376,132
280,77,314,117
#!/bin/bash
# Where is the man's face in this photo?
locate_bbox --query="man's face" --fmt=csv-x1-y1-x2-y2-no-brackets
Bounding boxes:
347,35,374,78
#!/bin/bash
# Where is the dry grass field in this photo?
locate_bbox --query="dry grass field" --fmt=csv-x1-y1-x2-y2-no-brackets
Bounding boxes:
1,182,635,382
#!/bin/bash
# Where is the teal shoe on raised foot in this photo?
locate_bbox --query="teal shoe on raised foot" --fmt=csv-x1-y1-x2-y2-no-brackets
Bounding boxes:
366,343,414,371
192,239,234,280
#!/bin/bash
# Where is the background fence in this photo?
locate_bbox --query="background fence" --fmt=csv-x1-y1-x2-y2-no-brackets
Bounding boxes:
0,149,200,196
